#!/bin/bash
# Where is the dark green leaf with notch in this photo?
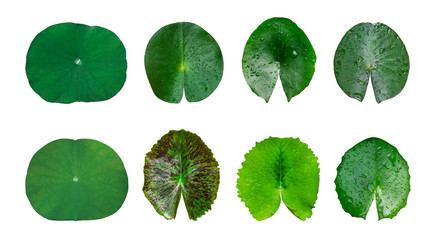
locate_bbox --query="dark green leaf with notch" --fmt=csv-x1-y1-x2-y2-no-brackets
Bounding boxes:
334,22,409,103
26,139,128,220
143,130,219,220
242,17,316,102
237,137,319,221
145,22,224,103
335,137,410,220
26,22,127,103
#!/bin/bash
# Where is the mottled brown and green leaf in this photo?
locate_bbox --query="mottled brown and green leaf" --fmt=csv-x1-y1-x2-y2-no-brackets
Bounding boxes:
143,130,219,220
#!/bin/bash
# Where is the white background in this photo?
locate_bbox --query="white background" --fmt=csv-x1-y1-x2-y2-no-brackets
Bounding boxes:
0,0,430,239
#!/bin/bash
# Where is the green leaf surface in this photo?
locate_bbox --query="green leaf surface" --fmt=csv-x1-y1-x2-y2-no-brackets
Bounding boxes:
335,137,410,220
242,17,316,102
143,130,220,220
144,22,224,103
334,22,409,103
26,22,127,103
237,137,319,221
26,139,128,220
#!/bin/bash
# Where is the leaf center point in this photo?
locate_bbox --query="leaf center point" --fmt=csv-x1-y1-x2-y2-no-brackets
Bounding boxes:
74,58,82,65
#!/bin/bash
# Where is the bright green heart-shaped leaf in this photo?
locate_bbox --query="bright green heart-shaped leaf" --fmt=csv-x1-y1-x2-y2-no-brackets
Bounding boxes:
144,22,224,103
335,137,410,220
26,22,127,103
143,130,219,220
26,139,128,220
242,17,316,102
237,137,319,221
334,22,409,103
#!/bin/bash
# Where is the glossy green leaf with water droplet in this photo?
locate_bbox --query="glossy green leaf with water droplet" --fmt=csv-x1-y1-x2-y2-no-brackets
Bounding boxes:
334,23,409,103
26,139,128,220
26,22,127,103
242,17,316,102
145,22,223,103
237,137,319,221
335,138,410,220
143,130,219,220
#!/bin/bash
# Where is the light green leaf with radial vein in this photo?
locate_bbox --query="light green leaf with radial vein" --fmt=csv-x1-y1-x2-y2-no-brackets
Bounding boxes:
237,137,319,221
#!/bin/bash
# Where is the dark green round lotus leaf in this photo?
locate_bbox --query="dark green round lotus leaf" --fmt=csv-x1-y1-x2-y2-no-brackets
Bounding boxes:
242,17,316,102
334,22,409,103
335,137,410,220
144,22,224,103
237,137,319,221
26,139,128,220
26,22,127,103
143,130,220,220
